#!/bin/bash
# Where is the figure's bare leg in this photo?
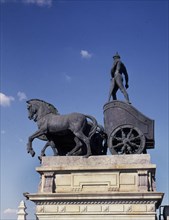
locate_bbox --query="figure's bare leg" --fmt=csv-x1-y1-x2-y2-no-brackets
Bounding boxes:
108,79,115,102
116,75,130,103
112,85,118,100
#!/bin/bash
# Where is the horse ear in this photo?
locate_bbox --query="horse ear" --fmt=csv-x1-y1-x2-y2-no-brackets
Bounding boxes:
26,101,31,108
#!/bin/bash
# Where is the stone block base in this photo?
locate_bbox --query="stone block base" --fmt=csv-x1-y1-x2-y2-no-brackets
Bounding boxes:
25,155,163,220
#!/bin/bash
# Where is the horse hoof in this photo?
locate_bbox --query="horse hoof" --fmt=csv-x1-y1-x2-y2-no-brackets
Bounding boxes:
38,156,42,163
31,151,35,157
83,154,91,158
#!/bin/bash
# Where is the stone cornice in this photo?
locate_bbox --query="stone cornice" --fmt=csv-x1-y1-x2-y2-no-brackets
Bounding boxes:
25,192,164,207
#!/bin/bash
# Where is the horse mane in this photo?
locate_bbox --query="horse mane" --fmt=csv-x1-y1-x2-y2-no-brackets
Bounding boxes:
27,99,59,114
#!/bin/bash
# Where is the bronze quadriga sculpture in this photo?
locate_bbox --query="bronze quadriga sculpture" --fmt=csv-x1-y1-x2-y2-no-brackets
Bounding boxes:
24,54,163,220
26,54,154,157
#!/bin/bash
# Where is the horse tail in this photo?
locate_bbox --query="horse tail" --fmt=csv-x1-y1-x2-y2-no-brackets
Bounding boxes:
85,115,98,138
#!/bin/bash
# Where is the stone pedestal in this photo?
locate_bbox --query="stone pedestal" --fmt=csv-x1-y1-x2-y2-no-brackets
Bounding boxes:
26,155,163,220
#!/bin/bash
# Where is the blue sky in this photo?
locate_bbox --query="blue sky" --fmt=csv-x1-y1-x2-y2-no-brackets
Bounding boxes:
0,0,168,219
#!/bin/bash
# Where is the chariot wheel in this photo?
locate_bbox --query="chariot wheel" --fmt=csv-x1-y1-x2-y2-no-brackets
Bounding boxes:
108,125,145,155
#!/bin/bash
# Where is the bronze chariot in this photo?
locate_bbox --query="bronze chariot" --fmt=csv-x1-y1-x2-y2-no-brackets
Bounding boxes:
103,101,154,155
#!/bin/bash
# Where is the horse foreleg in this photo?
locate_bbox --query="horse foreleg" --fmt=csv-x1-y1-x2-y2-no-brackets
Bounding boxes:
41,142,50,157
41,141,58,157
27,141,35,157
27,129,47,157
38,140,58,162
38,141,50,163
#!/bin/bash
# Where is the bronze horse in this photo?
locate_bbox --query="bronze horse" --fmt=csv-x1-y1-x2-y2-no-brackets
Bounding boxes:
39,123,107,159
26,99,98,158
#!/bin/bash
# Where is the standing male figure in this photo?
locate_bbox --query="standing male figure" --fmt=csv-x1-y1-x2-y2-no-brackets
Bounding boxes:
108,52,130,103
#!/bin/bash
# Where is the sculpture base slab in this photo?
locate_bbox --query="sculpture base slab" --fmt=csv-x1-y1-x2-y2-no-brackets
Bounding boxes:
25,155,163,220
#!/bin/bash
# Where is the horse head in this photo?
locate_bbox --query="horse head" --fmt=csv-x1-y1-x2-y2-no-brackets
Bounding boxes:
27,99,59,122
27,100,38,121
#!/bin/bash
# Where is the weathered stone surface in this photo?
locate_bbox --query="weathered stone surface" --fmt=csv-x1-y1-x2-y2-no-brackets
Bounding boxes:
26,155,163,220
28,192,163,220
40,154,152,168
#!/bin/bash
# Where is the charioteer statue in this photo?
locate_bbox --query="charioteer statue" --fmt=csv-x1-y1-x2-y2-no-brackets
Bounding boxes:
108,52,130,104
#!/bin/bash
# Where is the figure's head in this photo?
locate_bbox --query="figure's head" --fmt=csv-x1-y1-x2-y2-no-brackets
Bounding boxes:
113,52,121,60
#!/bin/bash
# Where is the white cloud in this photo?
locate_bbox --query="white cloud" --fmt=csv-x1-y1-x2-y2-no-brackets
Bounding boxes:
64,73,72,82
4,208,17,214
0,93,15,107
17,91,27,101
22,0,53,7
1,0,53,7
19,138,24,142
1,130,6,134
80,50,92,59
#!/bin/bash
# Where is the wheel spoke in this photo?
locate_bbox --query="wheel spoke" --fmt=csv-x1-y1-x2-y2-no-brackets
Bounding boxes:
127,128,133,139
121,128,126,139
113,135,123,141
126,144,132,153
129,141,140,148
121,144,126,154
114,142,123,149
130,134,141,141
